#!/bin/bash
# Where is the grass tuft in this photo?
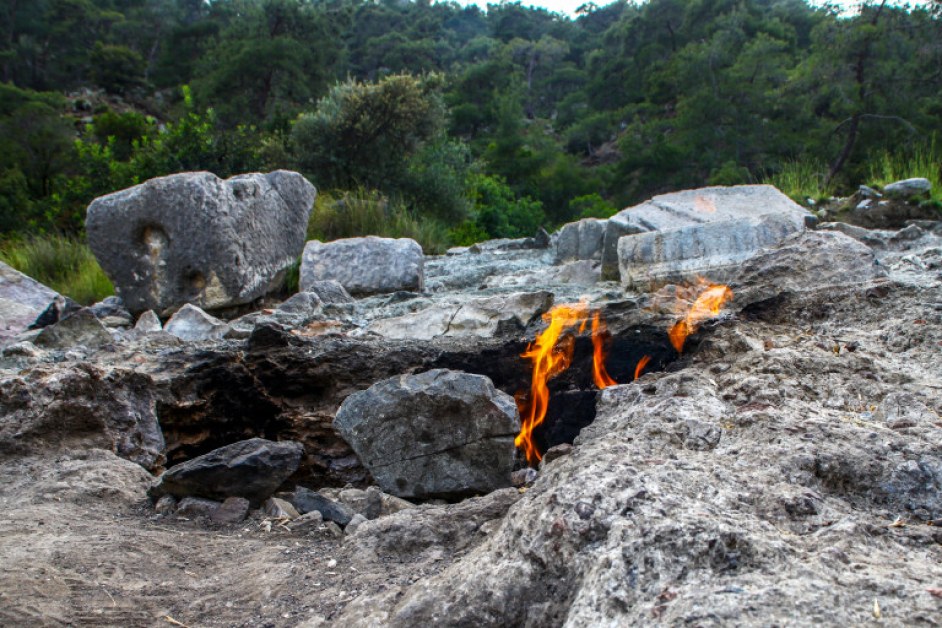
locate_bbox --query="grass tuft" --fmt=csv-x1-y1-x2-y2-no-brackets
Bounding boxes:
867,139,941,201
307,188,450,254
0,234,114,305
764,159,832,204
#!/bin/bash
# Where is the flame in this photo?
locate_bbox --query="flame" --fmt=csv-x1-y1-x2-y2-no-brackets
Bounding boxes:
591,311,617,389
634,355,651,380
668,283,733,353
515,302,617,465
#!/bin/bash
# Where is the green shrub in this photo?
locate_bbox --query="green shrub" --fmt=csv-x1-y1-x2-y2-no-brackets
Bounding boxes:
0,235,113,305
307,188,450,255
569,193,617,220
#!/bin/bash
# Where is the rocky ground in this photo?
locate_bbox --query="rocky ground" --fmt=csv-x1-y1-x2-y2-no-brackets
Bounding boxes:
1,209,941,625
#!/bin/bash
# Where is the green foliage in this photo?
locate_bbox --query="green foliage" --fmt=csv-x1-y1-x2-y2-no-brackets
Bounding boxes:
569,193,617,219
89,42,146,94
463,173,545,240
292,74,446,190
0,234,113,305
307,189,450,255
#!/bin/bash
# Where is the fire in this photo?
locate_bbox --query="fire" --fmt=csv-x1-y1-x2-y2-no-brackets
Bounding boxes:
515,302,617,465
668,282,733,353
634,355,651,380
591,311,617,389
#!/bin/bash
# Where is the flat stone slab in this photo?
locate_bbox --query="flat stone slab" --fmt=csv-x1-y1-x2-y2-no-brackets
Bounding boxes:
334,369,519,499
610,185,814,288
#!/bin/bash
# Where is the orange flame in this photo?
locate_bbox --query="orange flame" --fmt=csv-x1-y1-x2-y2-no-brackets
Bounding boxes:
591,311,617,389
634,355,651,380
515,303,618,465
668,283,733,353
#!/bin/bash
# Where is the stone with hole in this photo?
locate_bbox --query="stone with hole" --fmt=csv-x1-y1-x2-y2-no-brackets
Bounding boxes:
85,170,315,317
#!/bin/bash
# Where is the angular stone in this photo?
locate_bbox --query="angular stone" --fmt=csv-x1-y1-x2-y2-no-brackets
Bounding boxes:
88,296,133,328
176,496,220,519
338,487,382,520
34,309,112,349
603,185,813,282
618,212,804,289
0,261,60,341
134,310,162,333
286,487,354,526
264,497,300,520
300,236,424,296
211,496,251,524
367,291,553,340
149,438,304,505
555,218,606,263
287,510,324,532
883,177,931,197
164,304,230,341
345,513,367,536
276,291,324,314
333,369,520,499
85,170,315,316
297,280,354,305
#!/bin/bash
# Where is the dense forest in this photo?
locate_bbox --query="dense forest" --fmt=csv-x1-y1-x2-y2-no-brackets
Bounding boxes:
1,0,941,255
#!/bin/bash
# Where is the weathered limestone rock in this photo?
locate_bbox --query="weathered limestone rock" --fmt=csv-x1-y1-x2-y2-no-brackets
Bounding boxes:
619,213,804,289
0,261,59,341
0,364,165,470
729,230,887,307
300,237,424,296
554,218,606,263
367,291,552,340
149,438,304,505
845,198,939,230
33,308,113,349
333,369,520,499
85,170,315,316
164,304,230,341
883,177,931,197
264,497,300,519
603,184,813,281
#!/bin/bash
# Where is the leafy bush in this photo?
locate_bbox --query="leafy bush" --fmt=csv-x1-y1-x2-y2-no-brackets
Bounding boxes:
0,235,113,305
307,188,450,254
463,173,545,240
569,193,617,219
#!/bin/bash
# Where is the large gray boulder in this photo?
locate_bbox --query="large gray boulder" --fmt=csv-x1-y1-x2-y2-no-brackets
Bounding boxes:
602,184,814,281
554,218,607,263
149,438,304,506
611,185,814,288
86,170,315,316
300,236,424,296
33,308,112,349
0,261,59,341
334,369,520,499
